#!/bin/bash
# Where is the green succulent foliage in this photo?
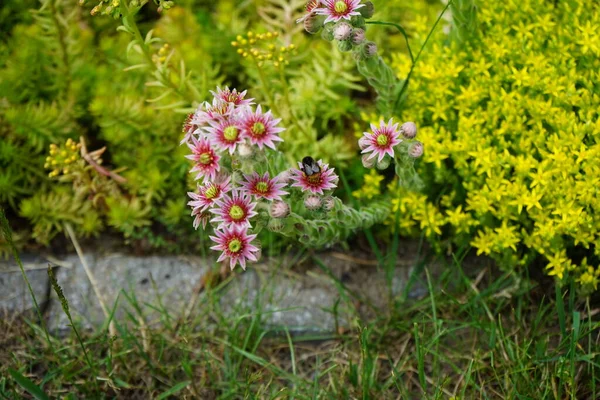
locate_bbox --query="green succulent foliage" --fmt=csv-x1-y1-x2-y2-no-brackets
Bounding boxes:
20,188,103,245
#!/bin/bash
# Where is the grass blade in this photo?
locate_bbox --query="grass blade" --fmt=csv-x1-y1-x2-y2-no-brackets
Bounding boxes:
8,369,49,400
156,381,191,400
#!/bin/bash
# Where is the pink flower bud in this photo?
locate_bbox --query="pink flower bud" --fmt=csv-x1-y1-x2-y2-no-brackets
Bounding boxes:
276,170,292,185
324,196,336,211
364,42,378,58
270,201,290,218
304,195,323,211
401,122,418,139
334,22,352,41
304,14,324,34
362,154,376,169
358,135,370,150
268,218,285,232
409,141,424,158
351,28,366,45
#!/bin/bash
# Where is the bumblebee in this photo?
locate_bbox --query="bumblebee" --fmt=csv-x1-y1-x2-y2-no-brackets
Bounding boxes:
301,156,322,183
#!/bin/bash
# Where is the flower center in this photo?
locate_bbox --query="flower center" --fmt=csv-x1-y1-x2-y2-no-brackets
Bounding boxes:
199,152,213,165
334,1,348,14
376,134,389,147
204,185,219,199
228,238,242,253
229,205,245,220
251,122,266,136
255,181,269,193
224,126,239,142
307,174,322,184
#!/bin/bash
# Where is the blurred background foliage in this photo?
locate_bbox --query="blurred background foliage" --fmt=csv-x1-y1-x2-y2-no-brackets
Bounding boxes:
1,0,599,294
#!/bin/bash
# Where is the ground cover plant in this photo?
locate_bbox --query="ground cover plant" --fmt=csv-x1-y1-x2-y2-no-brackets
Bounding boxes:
1,0,600,398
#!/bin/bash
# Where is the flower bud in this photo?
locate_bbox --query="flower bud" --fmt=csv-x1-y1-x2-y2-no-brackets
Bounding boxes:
376,155,391,170
304,195,323,211
401,122,418,139
304,14,324,34
409,141,424,158
277,170,292,185
321,26,334,41
324,196,336,211
338,40,353,52
358,135,370,150
362,154,376,169
350,15,366,29
363,42,378,58
270,201,290,218
351,28,366,45
359,1,375,19
333,22,352,41
267,218,284,233
237,143,254,159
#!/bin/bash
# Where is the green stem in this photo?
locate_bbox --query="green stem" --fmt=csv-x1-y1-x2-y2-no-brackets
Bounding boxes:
393,0,453,113
366,20,414,63
278,68,310,139
120,1,195,105
254,61,277,113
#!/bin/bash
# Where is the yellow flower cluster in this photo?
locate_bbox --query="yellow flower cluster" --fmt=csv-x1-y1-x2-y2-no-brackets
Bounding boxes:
352,170,384,200
231,31,296,69
152,43,171,65
45,139,81,178
388,0,600,293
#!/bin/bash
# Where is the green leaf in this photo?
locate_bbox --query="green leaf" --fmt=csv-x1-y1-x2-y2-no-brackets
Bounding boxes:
156,381,191,400
8,369,49,400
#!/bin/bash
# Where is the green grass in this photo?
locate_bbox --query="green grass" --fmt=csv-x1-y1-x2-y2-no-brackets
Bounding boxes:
1,209,599,398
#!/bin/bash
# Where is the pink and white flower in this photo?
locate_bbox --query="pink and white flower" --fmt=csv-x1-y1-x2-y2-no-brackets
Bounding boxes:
297,0,322,23
210,87,254,108
190,207,210,230
190,99,234,129
187,176,232,214
290,159,338,195
210,190,258,228
205,118,244,154
210,225,259,270
361,119,402,162
241,172,288,201
240,105,285,150
185,136,221,182
315,0,364,24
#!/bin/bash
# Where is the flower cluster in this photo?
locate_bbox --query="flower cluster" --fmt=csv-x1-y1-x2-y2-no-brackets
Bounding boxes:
389,0,600,293
298,0,376,58
183,88,347,267
183,87,290,270
231,31,297,69
45,139,82,178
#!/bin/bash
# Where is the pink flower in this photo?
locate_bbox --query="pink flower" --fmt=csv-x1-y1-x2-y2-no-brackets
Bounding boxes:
297,0,322,23
190,99,234,128
205,118,244,155
210,190,258,228
187,176,232,214
180,112,197,145
240,105,285,150
210,87,254,108
241,172,288,201
191,207,210,230
361,119,402,162
210,225,259,270
315,0,364,24
290,159,338,195
185,136,221,182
